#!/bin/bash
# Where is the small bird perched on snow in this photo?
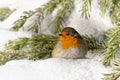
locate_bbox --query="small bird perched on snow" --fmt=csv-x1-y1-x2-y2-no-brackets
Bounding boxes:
52,27,87,59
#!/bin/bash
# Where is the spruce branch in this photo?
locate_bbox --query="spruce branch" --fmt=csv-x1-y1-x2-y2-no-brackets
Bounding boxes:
81,0,92,18
1,35,57,65
11,0,75,33
112,60,120,80
39,0,59,17
52,0,74,33
110,0,120,26
103,60,120,80
83,35,105,50
102,26,120,66
99,0,120,26
23,0,60,33
5,38,29,52
27,13,42,33
112,71,120,80
12,0,60,32
0,7,14,21
99,0,111,16
12,10,35,31
101,0,120,66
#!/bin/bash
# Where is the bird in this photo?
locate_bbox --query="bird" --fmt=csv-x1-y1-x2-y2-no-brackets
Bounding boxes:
52,27,87,59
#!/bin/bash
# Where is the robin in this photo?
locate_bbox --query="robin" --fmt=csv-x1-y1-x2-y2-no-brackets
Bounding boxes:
52,27,87,59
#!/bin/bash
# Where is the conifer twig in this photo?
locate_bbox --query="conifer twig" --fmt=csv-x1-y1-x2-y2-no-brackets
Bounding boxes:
113,71,120,80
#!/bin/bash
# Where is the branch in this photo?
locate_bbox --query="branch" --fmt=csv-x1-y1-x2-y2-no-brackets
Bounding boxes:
83,35,105,50
102,27,120,66
81,0,92,18
113,71,120,80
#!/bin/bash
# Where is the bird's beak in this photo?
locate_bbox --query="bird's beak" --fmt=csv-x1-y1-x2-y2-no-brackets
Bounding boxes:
59,32,67,41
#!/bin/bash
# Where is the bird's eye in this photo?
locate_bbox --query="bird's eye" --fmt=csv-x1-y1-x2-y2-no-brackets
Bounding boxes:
59,34,62,36
66,33,70,35
74,34,78,38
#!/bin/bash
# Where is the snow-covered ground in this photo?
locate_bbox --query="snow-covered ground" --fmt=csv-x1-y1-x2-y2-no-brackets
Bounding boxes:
0,58,108,80
0,0,115,80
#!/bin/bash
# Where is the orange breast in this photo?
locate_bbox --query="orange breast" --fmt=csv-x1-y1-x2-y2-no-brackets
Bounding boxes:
59,34,80,50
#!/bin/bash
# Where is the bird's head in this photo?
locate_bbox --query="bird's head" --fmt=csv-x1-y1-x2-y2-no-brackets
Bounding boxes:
59,27,81,50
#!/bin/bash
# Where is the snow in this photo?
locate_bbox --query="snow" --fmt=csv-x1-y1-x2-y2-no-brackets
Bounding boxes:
0,0,50,29
0,0,49,10
0,58,108,80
